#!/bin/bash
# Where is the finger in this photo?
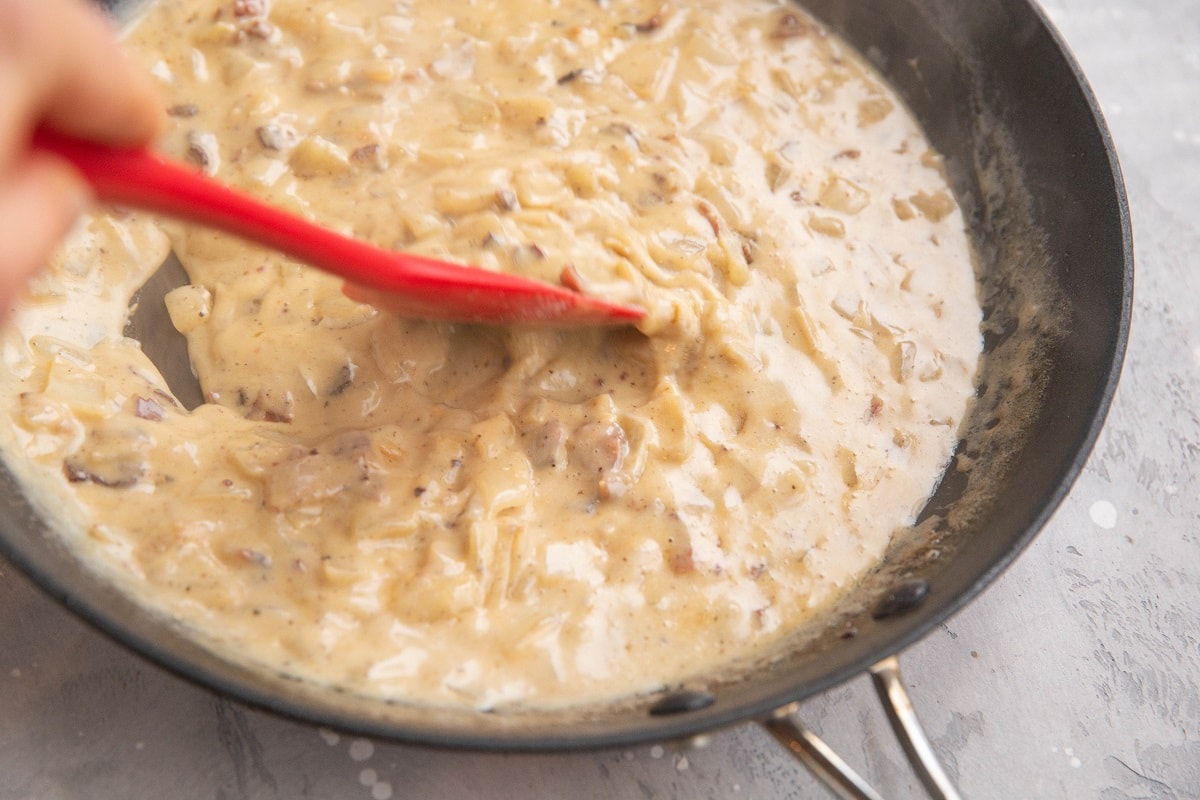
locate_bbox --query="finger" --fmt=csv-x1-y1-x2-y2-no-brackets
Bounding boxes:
0,0,162,171
0,152,91,311
38,0,163,145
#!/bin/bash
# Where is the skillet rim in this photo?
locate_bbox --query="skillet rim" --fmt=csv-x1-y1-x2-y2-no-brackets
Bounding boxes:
0,0,1133,750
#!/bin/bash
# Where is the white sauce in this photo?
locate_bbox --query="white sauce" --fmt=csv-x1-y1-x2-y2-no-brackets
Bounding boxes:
0,0,981,710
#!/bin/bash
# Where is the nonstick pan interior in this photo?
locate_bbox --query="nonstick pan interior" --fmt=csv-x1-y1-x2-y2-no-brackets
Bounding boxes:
0,0,1131,749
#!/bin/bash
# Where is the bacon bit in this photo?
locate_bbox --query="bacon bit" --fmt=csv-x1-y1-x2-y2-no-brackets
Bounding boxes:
351,143,388,171
835,148,862,160
669,548,695,575
186,132,214,170
239,548,271,568
153,388,182,409
697,200,722,236
599,474,627,500
494,188,518,211
511,244,546,268
749,562,768,579
62,462,92,484
560,265,585,292
573,421,628,474
635,5,666,33
134,396,167,422
245,19,274,39
602,121,635,139
741,237,757,265
231,0,274,41
63,461,140,488
328,364,355,397
232,0,265,16
256,124,295,151
243,389,294,423
869,395,884,418
772,12,816,39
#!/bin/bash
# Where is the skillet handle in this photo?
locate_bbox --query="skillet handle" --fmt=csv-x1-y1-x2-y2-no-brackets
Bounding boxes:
760,656,963,800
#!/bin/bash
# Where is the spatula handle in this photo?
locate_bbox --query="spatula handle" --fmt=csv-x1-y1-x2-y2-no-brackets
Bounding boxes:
34,128,644,325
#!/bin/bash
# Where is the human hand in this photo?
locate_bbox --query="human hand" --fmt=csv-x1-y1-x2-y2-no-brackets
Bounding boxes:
0,0,161,311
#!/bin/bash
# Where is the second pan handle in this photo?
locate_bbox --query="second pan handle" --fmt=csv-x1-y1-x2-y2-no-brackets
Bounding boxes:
760,656,963,800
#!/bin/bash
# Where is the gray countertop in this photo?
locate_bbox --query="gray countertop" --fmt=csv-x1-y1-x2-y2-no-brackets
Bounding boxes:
2,0,1198,797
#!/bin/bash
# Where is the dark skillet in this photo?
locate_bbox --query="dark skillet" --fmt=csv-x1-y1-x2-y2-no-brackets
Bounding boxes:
0,0,1131,790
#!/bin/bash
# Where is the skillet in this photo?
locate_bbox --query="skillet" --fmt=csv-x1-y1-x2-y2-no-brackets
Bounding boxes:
0,0,1132,795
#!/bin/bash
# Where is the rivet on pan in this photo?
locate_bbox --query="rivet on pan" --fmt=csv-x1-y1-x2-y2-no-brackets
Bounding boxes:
872,579,930,619
648,690,716,716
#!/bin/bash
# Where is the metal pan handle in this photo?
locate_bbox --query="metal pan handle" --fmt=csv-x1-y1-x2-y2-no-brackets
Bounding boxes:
760,656,963,800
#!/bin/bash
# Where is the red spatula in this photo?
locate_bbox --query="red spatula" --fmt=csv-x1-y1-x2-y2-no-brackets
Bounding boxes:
35,128,644,326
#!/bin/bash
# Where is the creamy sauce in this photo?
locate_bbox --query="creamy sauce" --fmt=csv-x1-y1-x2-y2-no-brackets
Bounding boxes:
0,0,981,709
